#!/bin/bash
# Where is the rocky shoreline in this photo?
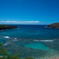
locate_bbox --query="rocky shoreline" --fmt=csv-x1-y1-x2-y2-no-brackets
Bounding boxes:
0,25,18,31
46,23,59,28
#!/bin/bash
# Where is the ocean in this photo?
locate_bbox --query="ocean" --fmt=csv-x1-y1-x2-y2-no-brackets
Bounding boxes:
0,25,59,59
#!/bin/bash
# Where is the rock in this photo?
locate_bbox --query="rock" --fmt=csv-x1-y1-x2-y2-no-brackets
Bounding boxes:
46,23,59,28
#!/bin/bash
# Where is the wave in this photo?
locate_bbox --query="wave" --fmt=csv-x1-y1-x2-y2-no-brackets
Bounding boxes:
40,40,54,42
0,36,18,41
4,38,18,46
34,40,39,42
4,36,10,39
34,39,54,42
0,36,56,46
0,36,18,46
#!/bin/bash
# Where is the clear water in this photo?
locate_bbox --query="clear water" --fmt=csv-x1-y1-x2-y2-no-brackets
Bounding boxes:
24,42,49,50
0,25,59,59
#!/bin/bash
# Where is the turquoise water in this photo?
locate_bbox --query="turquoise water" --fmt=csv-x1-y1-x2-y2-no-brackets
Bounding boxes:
24,42,49,50
0,25,59,59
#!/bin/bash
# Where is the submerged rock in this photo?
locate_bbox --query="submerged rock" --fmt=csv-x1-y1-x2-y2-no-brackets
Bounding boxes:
46,23,59,28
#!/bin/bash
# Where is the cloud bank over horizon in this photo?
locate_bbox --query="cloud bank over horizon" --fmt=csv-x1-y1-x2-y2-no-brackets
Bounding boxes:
0,21,40,24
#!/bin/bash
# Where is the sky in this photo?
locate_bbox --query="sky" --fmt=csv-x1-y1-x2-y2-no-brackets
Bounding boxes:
0,0,59,24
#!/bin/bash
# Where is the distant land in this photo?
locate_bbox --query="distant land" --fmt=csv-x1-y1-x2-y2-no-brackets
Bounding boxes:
0,25,18,31
46,23,59,28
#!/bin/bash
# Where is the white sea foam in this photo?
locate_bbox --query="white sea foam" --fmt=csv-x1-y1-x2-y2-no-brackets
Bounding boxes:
4,36,10,39
40,40,54,42
34,40,39,42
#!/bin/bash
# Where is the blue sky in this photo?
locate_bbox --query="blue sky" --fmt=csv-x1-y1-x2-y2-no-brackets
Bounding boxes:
0,0,59,24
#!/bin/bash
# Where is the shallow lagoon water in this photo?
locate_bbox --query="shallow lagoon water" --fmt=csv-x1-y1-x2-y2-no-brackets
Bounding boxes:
0,25,59,59
24,42,49,50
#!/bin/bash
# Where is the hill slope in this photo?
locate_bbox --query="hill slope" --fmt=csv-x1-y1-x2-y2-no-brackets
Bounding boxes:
46,23,59,28
0,25,18,30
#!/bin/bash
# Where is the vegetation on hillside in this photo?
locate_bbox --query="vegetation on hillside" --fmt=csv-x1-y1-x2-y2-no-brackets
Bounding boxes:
0,25,18,30
46,23,59,28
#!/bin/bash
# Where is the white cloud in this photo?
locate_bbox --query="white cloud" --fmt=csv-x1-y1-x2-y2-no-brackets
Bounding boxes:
0,21,40,24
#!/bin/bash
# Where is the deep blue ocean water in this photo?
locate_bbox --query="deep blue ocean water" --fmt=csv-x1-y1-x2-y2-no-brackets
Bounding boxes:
0,25,59,59
0,25,59,39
